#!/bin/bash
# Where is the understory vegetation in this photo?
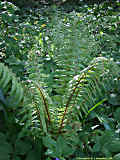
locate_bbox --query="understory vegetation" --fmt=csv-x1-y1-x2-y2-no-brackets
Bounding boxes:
0,0,120,159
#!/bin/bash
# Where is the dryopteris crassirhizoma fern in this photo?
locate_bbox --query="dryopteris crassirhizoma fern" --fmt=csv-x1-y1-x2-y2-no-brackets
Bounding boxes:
19,57,120,137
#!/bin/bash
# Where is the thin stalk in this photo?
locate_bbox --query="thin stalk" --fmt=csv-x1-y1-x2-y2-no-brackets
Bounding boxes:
59,64,95,133
59,75,86,133
85,98,107,119
35,83,51,124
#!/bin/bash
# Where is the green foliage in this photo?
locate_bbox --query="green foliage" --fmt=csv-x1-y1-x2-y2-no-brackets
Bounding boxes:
83,1,120,60
65,57,119,121
0,1,48,77
17,57,120,159
0,132,43,160
0,133,12,160
0,63,23,108
0,0,120,160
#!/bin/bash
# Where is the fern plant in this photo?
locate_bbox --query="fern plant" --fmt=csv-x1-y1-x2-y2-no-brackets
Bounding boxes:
0,57,119,160
18,56,120,138
16,13,120,137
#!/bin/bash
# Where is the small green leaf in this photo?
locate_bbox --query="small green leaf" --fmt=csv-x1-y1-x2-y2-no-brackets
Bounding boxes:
113,153,120,160
108,93,120,106
15,140,32,155
93,143,101,152
0,142,12,160
43,135,56,150
114,108,120,122
26,150,41,160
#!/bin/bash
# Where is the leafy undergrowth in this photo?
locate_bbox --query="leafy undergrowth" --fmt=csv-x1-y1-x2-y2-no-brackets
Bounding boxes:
0,1,120,160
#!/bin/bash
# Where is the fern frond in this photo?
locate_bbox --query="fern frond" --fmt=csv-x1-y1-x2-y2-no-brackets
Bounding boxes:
19,81,54,137
34,82,51,124
59,57,120,132
0,63,23,108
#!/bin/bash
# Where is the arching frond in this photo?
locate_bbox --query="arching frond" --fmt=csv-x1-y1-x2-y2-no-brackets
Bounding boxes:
59,57,120,132
0,63,23,108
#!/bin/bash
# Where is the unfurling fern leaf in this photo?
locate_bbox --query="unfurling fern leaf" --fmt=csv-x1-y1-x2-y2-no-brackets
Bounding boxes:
0,63,24,108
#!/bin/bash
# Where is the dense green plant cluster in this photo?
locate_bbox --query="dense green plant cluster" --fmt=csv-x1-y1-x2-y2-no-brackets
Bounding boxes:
0,1,120,160
83,1,120,60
